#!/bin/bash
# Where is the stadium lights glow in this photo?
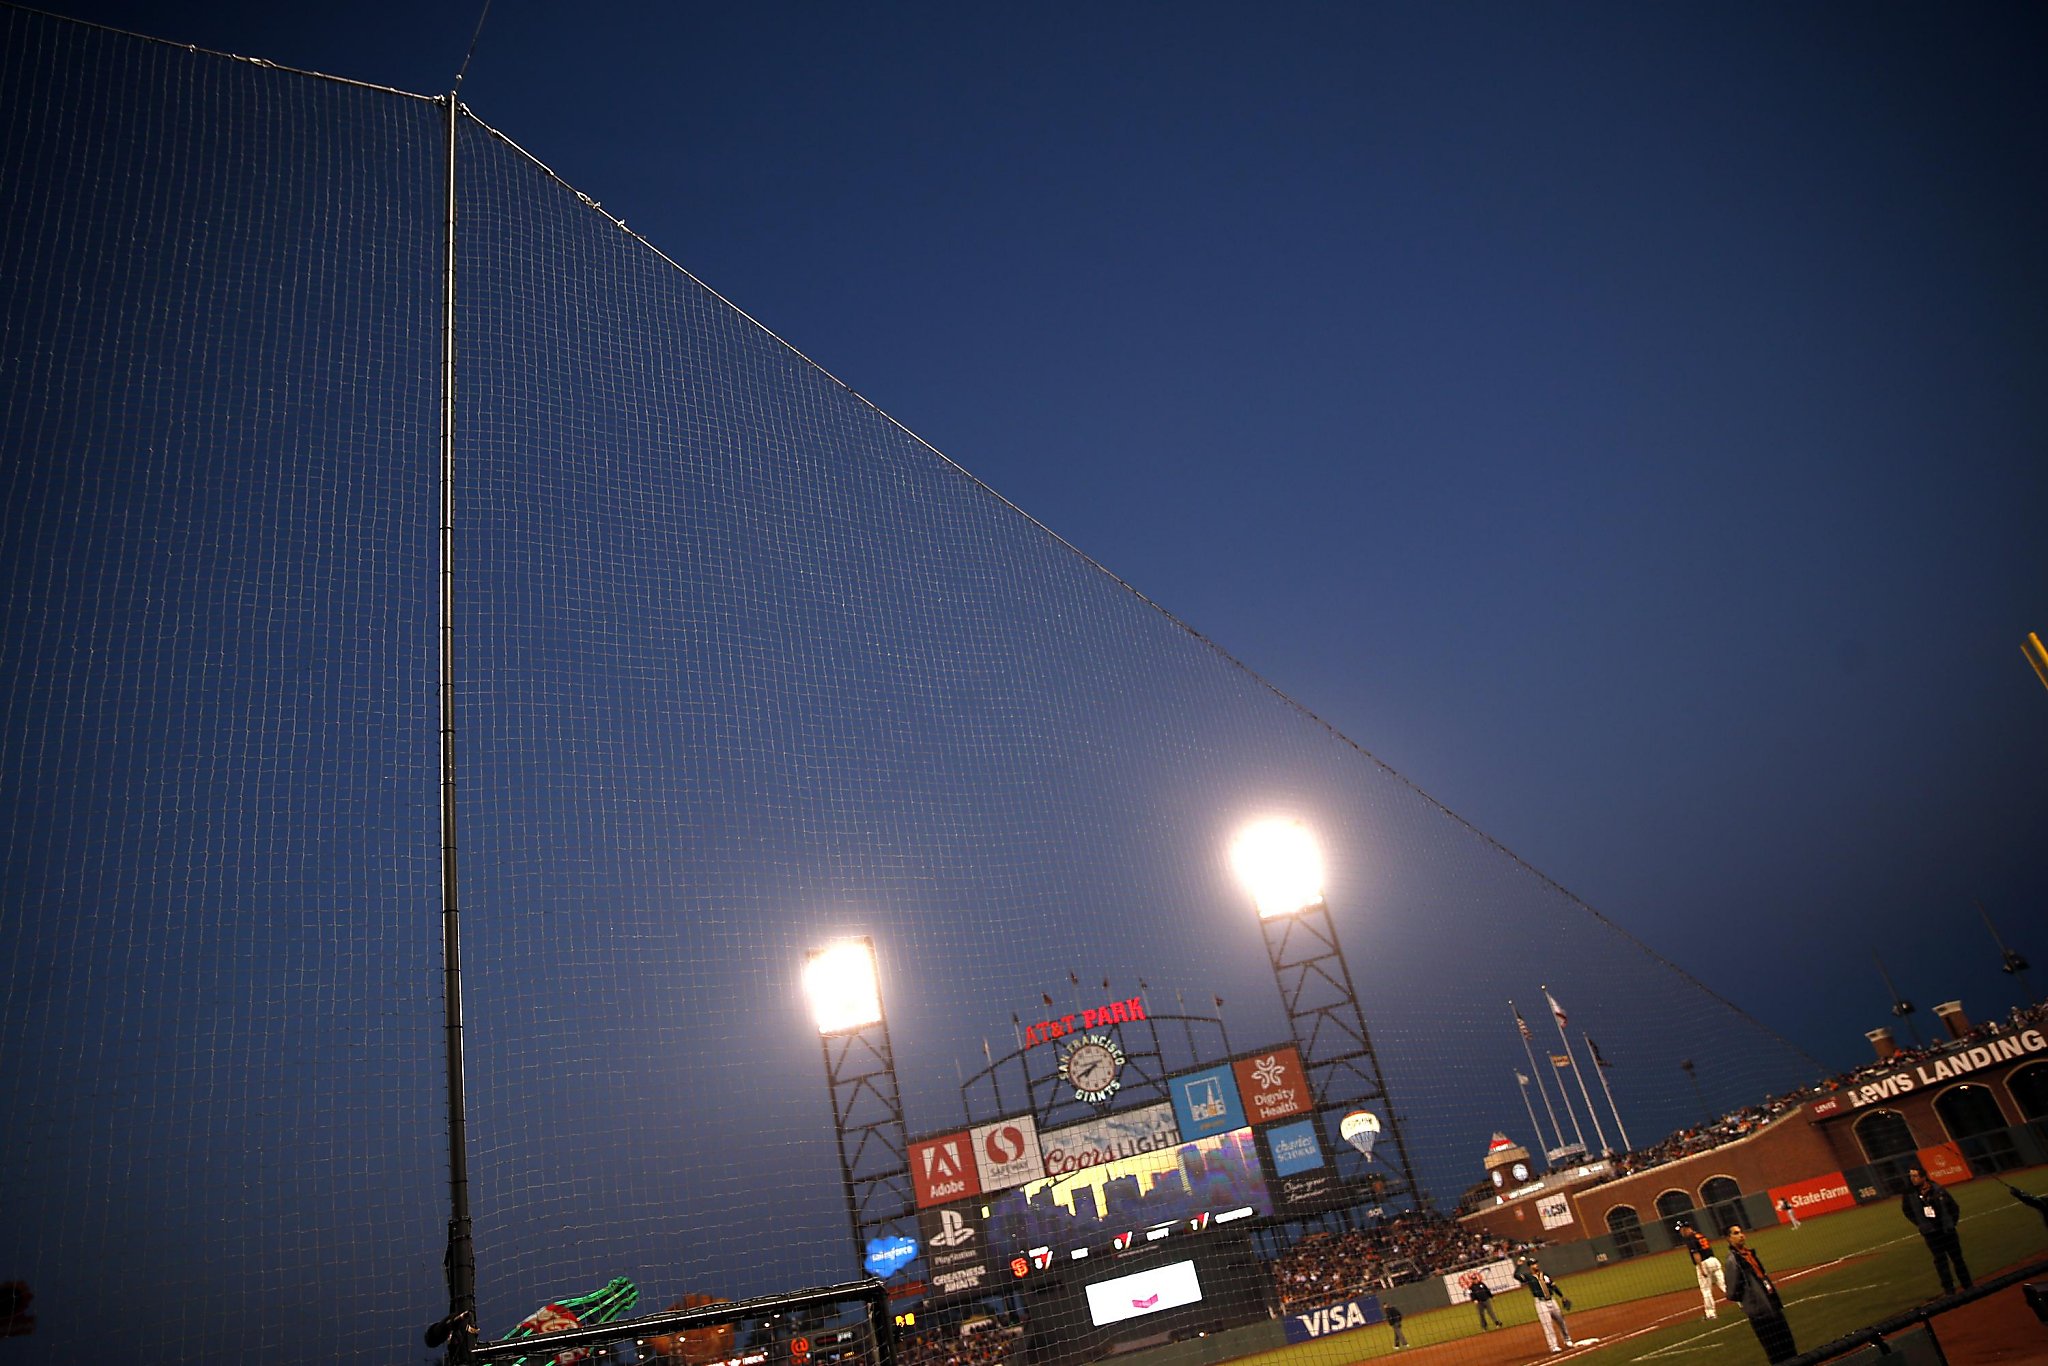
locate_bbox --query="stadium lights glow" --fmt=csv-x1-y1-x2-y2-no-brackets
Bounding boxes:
1229,819,1325,918
803,939,883,1034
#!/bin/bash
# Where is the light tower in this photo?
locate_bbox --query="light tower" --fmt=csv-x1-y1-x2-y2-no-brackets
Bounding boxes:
1231,819,1426,1213
803,938,915,1280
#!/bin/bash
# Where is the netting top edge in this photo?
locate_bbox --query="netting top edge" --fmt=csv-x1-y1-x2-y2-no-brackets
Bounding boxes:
1,0,440,102
448,105,1800,1056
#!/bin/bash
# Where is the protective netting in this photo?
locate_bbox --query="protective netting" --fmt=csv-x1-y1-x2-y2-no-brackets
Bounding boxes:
0,10,1904,1365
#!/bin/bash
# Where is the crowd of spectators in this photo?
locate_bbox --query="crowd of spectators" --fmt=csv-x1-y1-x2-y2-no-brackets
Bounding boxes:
894,1317,1021,1366
1602,1088,1808,1179
1269,1215,1513,1311
1605,999,2048,1181
1825,999,2048,1098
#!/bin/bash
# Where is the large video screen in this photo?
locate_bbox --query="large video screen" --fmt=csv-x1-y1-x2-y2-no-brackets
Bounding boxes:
1084,1260,1204,1327
990,1126,1270,1254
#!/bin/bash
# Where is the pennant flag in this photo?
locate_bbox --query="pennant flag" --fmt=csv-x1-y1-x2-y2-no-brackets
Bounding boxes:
1587,1037,1612,1069
1514,1071,1530,1085
1551,1053,1571,1069
1544,988,1568,1029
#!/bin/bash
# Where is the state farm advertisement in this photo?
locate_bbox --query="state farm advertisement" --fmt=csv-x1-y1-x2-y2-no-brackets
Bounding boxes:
1040,1103,1180,1175
1233,1047,1312,1125
972,1116,1045,1192
1768,1172,1854,1223
911,1132,982,1208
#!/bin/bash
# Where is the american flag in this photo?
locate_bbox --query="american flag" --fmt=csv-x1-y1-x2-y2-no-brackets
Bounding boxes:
1513,1005,1532,1041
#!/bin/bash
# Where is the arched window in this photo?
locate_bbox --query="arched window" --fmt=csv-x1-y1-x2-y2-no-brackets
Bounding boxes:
1697,1175,1742,1234
1934,1083,2018,1173
1605,1204,1648,1258
2008,1061,2048,1122
1654,1188,1693,1226
1854,1108,1916,1164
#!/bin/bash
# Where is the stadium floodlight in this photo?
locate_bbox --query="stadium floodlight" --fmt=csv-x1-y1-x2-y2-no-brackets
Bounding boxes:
1230,818,1325,918
803,939,883,1034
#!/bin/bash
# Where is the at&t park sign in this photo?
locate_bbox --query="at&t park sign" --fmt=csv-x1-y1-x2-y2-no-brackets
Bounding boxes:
1836,1027,2046,1110
1022,995,1148,1048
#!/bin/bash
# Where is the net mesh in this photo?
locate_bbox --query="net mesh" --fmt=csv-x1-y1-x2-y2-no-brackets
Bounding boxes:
9,10,1985,1365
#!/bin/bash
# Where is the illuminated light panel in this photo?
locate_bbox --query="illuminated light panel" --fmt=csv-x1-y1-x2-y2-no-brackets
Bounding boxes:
803,940,882,1034
1230,819,1325,918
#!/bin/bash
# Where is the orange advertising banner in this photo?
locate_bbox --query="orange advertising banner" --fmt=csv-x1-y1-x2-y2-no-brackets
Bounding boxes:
1233,1046,1313,1124
1767,1171,1855,1223
1915,1141,1970,1186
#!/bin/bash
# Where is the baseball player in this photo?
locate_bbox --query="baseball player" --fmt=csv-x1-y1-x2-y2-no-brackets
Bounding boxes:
1676,1220,1725,1319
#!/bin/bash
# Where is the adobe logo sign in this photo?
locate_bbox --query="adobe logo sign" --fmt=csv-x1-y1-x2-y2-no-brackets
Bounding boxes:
911,1133,983,1209
972,1116,1045,1192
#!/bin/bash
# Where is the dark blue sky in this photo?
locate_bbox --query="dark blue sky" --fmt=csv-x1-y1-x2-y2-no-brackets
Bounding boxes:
7,3,2046,1358
50,0,2043,1061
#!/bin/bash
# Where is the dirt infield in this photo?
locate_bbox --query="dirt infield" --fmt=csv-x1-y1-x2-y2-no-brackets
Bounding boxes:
1910,1279,2048,1366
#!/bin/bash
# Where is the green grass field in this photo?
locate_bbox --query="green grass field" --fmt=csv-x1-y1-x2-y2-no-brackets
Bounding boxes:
1238,1169,2048,1366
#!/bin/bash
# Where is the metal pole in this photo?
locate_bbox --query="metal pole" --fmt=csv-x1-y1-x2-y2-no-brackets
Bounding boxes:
821,1033,870,1276
437,90,478,1363
1545,995,1607,1155
1513,1003,1566,1155
1516,1073,1544,1154
1585,1034,1632,1152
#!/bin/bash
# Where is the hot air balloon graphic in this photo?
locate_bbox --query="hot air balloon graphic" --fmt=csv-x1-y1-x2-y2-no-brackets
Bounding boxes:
1339,1110,1382,1162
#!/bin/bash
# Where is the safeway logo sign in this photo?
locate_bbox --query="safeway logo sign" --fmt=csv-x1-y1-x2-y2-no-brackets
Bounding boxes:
911,1133,982,1208
971,1116,1044,1192
1233,1047,1310,1123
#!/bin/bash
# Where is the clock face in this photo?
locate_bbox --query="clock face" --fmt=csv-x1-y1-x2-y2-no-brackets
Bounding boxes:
1060,1035,1126,1103
1511,1161,1531,1183
1491,1170,1504,1188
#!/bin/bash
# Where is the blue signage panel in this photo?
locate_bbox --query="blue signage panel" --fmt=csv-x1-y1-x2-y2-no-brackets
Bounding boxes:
864,1235,918,1279
1267,1118,1324,1177
1169,1065,1246,1139
1282,1294,1384,1343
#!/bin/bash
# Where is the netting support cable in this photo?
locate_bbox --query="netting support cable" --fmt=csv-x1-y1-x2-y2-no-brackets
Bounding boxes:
0,1,437,100
436,88,480,1364
452,0,494,94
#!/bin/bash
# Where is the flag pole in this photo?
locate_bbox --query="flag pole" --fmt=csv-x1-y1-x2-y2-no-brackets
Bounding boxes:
1586,1033,1632,1152
1545,986,1606,1155
1515,1072,1545,1157
1511,1001,1567,1156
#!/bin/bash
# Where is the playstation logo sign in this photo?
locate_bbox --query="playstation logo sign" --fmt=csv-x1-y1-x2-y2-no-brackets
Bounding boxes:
930,1209,976,1249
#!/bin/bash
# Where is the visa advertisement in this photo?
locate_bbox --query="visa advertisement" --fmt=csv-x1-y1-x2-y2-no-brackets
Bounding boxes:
1282,1294,1385,1343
